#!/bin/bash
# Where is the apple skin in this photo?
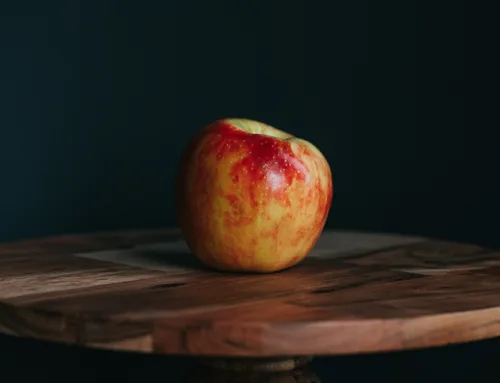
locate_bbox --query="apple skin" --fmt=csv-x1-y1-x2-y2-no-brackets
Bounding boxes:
175,118,333,273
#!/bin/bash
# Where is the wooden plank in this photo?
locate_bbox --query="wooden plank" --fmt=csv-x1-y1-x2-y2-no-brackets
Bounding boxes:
0,253,165,300
21,263,419,321
0,229,499,357
345,240,495,275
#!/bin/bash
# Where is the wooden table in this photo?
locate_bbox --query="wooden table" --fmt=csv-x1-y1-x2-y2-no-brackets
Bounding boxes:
1,229,500,382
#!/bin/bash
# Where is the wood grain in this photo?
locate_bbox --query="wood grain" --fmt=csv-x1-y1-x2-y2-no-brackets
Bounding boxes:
0,229,499,357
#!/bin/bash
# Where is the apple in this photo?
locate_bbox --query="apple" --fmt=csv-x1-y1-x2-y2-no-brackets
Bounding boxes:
175,118,333,273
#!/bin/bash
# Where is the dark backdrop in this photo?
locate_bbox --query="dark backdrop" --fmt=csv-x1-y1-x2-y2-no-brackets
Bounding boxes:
1,1,498,382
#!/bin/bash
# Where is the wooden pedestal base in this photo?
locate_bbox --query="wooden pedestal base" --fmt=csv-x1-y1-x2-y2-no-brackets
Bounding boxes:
185,357,321,383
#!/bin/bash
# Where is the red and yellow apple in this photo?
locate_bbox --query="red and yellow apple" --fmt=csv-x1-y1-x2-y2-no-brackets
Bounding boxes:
175,118,333,273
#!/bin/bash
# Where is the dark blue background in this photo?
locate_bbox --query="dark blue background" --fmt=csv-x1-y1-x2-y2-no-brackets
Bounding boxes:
1,0,498,381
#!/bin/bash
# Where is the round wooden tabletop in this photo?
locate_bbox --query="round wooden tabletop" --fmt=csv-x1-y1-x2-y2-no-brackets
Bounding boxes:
1,228,500,357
